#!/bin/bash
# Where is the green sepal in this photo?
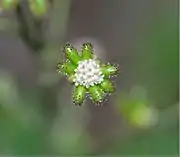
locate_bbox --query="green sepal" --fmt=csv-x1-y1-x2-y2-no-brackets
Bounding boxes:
88,85,105,104
64,43,81,65
56,61,76,76
81,42,93,60
100,79,115,94
2,0,19,10
101,64,119,77
73,85,87,105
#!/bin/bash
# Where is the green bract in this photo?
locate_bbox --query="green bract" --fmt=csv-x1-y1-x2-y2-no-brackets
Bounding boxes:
57,42,119,105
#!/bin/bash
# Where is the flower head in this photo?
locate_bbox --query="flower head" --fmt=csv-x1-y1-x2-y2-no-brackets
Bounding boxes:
57,42,119,105
74,59,104,88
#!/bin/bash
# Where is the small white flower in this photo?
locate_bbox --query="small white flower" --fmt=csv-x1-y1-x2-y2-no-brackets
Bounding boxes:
73,59,104,87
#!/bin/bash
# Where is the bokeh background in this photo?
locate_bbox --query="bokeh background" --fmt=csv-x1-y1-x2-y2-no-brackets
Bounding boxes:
0,0,179,156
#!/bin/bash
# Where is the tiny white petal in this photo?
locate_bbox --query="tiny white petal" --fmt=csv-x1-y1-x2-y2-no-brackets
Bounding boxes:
73,59,104,87
75,82,79,86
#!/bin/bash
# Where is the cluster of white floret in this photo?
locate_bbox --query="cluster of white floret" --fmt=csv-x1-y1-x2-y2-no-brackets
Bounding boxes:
73,59,104,88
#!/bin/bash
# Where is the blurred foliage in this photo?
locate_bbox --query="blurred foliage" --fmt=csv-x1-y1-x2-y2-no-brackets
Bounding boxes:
1,0,49,17
0,0,178,156
116,86,158,129
111,90,178,155
50,105,92,155
106,124,178,155
1,0,19,10
113,8,178,154
134,9,178,108
28,0,49,18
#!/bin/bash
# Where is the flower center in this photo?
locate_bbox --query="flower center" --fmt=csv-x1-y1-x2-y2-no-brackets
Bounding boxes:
74,59,104,87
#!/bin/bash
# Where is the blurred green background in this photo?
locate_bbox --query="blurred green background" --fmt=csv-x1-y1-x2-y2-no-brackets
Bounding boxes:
0,0,178,156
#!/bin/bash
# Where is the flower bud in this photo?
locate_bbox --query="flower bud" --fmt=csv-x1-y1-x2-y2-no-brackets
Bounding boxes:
28,0,48,17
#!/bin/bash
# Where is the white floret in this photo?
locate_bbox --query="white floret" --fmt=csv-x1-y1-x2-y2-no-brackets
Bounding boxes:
73,59,104,88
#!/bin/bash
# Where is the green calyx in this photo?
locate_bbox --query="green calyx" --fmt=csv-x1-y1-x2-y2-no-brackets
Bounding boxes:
72,82,115,105
100,79,115,93
56,61,76,76
81,42,93,60
63,43,81,65
101,64,119,77
73,85,87,105
88,85,106,104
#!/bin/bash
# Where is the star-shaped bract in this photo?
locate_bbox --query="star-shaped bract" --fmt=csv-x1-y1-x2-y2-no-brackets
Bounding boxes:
57,42,119,105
